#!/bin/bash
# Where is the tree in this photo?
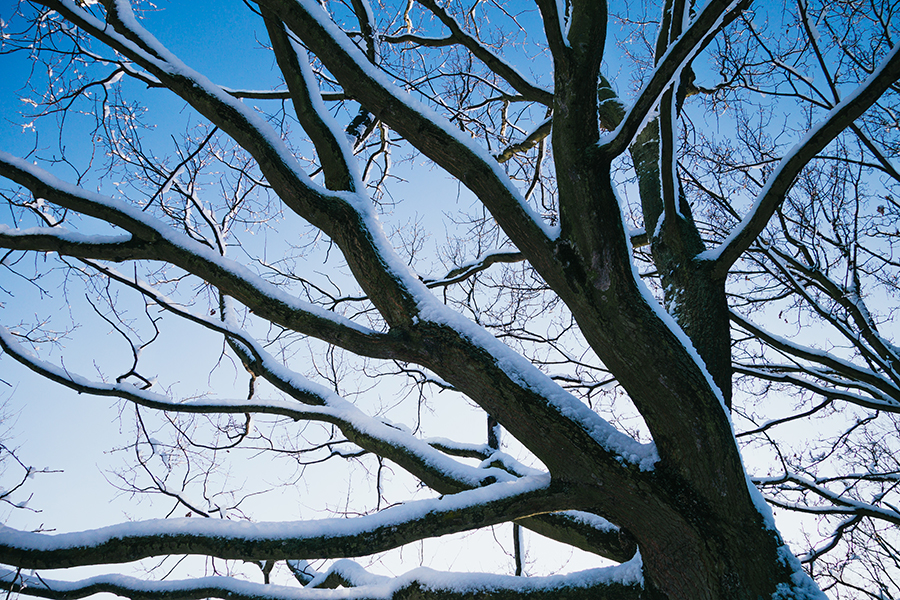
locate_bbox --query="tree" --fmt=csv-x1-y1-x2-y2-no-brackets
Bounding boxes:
0,0,898,598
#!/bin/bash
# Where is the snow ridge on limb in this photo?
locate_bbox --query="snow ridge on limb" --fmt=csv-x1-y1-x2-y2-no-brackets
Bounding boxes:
0,225,154,262
597,0,748,159
0,473,557,569
0,152,406,362
256,0,562,245
0,322,508,491
0,558,645,600
532,0,568,59
755,471,900,526
703,43,900,276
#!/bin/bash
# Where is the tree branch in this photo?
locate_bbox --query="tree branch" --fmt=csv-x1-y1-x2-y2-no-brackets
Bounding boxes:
597,0,749,159
0,561,645,600
0,474,560,569
707,44,900,275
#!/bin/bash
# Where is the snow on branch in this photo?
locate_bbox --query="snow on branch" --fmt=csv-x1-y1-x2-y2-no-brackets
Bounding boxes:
733,365,900,413
0,312,509,492
0,473,557,570
0,226,153,261
256,0,561,246
597,0,748,158
755,471,900,526
731,312,900,411
0,557,644,600
704,44,900,274
263,14,361,193
0,152,410,361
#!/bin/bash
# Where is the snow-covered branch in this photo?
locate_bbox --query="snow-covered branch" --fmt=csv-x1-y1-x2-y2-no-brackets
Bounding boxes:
705,44,900,274
756,471,900,526
0,321,514,492
0,473,558,569
597,0,748,158
0,560,645,600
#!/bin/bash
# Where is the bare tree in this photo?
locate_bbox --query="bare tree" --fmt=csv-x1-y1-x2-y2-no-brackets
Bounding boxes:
0,0,899,599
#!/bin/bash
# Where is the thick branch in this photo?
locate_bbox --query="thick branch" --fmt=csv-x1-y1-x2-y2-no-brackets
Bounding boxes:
0,475,560,569
0,562,645,600
0,228,158,262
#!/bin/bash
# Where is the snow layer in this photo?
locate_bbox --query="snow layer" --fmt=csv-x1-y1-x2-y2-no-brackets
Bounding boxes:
0,553,643,599
0,474,550,552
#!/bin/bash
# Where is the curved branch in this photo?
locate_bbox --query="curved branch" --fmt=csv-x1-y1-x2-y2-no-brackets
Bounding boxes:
0,474,559,569
597,0,749,159
0,561,645,600
0,321,507,492
496,119,552,163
